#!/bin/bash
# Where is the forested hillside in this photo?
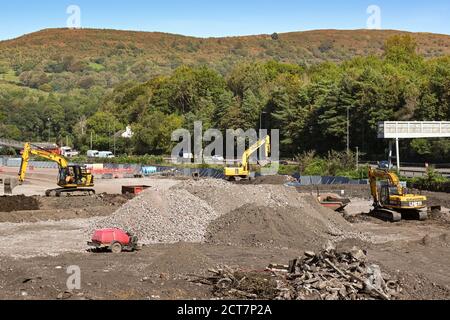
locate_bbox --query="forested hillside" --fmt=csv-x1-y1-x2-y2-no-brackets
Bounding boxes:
0,29,449,161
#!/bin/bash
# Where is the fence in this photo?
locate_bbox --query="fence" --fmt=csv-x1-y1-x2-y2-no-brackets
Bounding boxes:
289,175,369,186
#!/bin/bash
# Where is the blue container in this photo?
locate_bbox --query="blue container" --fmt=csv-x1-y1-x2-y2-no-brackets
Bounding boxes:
141,166,158,175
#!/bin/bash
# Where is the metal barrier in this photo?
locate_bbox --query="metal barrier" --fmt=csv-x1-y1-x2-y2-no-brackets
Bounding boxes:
287,176,368,187
0,156,367,183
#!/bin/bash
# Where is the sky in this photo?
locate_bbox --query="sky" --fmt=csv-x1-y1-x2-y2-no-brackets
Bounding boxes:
0,0,449,41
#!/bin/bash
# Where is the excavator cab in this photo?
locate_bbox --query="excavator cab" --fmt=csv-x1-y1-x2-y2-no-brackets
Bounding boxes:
378,182,403,206
57,165,94,188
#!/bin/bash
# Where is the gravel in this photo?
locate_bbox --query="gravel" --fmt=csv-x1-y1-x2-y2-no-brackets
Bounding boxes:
88,178,374,246
89,186,218,244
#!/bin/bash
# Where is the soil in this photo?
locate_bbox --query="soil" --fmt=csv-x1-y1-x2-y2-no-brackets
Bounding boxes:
0,195,40,212
1,240,448,300
147,243,215,276
416,190,450,209
0,194,130,223
236,175,296,185
206,204,330,251
1,176,450,300
0,244,302,300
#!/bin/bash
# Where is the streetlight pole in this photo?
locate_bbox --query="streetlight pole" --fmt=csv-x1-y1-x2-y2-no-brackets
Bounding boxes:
113,127,116,156
47,118,51,142
356,146,359,169
346,106,350,154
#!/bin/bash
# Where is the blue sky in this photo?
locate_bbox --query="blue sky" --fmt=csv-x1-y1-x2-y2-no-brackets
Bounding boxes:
0,0,449,40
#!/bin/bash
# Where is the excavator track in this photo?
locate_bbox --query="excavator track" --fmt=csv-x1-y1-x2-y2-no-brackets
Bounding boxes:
370,208,402,222
370,208,428,222
45,188,96,197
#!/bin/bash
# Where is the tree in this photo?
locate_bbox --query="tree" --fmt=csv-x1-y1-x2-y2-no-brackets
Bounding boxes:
132,111,184,155
87,112,122,137
384,35,419,64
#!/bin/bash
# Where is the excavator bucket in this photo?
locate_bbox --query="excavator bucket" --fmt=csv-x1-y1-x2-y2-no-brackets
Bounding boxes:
4,178,19,195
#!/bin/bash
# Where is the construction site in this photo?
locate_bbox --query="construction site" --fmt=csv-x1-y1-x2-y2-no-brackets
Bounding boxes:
0,134,449,300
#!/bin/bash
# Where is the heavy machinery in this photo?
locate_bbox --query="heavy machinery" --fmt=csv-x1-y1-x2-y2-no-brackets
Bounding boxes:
368,167,428,222
225,135,271,181
18,142,95,197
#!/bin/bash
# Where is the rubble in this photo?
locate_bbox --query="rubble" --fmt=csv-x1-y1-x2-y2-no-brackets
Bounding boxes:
191,246,402,300
89,178,365,246
89,187,220,244
190,266,279,300
275,245,401,300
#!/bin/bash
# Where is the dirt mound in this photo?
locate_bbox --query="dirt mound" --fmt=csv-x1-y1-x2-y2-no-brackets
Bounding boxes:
0,196,39,212
89,187,220,244
148,243,214,276
207,204,332,250
90,179,365,247
0,195,129,223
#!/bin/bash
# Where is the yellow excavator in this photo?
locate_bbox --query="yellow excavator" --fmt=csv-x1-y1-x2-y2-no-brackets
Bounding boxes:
368,167,427,222
18,142,95,197
225,135,271,181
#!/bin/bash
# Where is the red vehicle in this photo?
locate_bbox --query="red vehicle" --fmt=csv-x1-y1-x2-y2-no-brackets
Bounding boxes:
88,228,139,253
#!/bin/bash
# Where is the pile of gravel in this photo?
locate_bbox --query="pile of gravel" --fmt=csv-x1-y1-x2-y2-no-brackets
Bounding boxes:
89,187,219,244
89,178,372,246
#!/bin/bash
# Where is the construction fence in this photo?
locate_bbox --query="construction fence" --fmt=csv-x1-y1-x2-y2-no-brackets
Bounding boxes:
1,157,368,184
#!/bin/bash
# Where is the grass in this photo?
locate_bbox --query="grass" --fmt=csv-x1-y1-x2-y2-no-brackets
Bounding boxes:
0,69,19,83
88,62,106,72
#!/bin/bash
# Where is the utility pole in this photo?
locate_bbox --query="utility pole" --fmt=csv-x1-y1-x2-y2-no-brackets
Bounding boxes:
356,147,359,169
108,123,111,151
48,118,51,142
113,125,116,156
346,106,350,154
90,132,93,150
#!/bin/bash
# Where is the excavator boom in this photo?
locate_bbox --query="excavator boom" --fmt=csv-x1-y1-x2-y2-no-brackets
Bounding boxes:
225,135,271,180
368,168,403,205
18,143,69,183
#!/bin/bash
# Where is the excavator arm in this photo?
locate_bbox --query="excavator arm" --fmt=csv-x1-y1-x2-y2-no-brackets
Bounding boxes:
18,143,69,183
241,135,271,172
368,168,404,205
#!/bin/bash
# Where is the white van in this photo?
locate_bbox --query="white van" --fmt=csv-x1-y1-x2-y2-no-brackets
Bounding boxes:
87,150,99,158
97,151,115,158
61,146,79,158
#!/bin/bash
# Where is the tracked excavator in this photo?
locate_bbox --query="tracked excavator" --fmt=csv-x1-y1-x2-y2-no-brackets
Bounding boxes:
18,142,95,197
368,167,428,222
224,135,271,181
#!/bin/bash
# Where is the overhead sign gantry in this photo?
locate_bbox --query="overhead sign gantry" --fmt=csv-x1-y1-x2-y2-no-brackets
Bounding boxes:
378,121,450,171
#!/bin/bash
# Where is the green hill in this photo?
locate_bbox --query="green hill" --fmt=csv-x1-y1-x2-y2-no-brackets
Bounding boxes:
1,28,450,88
1,29,449,162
